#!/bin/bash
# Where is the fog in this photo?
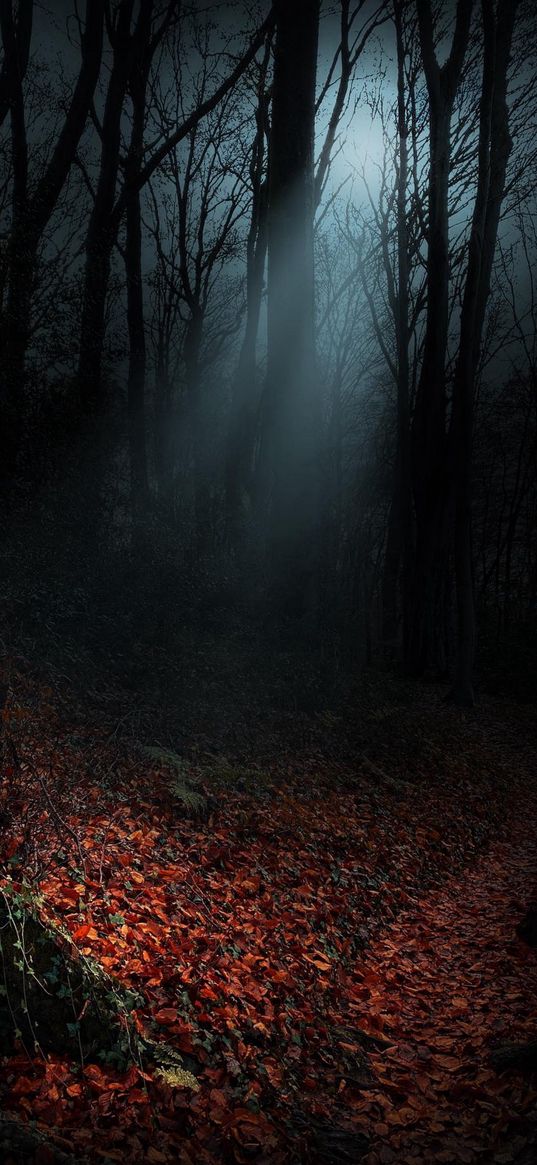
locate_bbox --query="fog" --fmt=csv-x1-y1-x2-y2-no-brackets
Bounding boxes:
1,0,536,714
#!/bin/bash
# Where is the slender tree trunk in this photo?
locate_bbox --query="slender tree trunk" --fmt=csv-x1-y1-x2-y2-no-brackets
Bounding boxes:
124,11,154,539
125,184,148,530
408,97,452,675
0,0,103,488
0,0,31,485
77,14,134,408
74,2,143,548
154,345,174,502
225,184,268,546
225,42,271,547
1,238,36,488
407,0,473,676
183,309,209,556
382,0,412,653
0,0,32,131
259,0,320,622
449,0,518,704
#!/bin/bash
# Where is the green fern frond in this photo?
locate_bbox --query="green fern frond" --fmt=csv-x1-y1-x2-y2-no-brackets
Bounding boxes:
167,780,206,813
141,745,186,773
141,745,206,815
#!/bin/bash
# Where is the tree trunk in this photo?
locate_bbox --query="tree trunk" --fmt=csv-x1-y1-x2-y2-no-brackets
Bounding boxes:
0,0,104,487
407,0,473,676
408,95,452,675
77,7,134,409
1,230,36,487
225,237,266,548
124,13,154,540
225,56,270,548
258,0,320,622
183,309,210,556
382,0,412,654
74,4,142,548
449,0,518,705
126,183,149,534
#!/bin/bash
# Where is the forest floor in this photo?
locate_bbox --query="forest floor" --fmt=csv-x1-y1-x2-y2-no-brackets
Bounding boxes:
0,652,536,1164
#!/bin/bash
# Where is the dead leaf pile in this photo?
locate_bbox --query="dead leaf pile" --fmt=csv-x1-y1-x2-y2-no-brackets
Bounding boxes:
0,669,535,1163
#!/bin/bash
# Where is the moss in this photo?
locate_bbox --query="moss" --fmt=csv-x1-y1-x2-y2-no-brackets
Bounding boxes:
0,882,200,1085
0,885,132,1060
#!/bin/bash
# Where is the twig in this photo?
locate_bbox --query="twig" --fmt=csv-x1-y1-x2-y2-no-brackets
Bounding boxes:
9,738,85,868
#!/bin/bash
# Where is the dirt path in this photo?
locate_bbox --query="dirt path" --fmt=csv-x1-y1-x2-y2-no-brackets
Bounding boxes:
349,802,537,1165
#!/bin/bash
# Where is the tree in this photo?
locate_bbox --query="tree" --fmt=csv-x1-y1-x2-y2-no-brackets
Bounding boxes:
77,5,275,411
0,0,105,490
380,0,414,655
408,0,474,676
338,4,427,658
225,35,272,549
77,0,160,414
123,2,176,535
146,40,252,553
449,0,519,705
258,0,320,621
226,0,387,559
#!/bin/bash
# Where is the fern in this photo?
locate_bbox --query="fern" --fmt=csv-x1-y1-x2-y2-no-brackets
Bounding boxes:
167,779,206,814
141,745,187,773
141,745,206,815
155,1065,199,1090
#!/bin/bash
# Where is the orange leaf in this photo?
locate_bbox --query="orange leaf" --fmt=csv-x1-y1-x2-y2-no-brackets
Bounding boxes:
209,1088,227,1107
199,985,219,1001
127,1086,149,1103
154,1007,177,1025
72,923,92,941
304,954,332,971
11,1076,38,1095
66,1082,83,1097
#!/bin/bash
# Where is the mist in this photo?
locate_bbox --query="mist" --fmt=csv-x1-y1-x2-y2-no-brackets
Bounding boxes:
1,0,535,686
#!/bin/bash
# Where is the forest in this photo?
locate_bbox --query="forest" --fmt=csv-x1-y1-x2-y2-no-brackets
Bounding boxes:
0,0,536,1162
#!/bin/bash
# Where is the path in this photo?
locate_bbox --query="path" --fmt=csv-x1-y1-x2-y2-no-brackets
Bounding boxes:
349,804,537,1164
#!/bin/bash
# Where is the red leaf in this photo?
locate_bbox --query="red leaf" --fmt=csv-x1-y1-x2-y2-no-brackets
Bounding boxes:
72,923,92,941
154,1007,177,1025
65,1082,83,1097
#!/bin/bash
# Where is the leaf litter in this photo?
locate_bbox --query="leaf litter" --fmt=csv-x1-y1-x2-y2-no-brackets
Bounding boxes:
0,665,536,1163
